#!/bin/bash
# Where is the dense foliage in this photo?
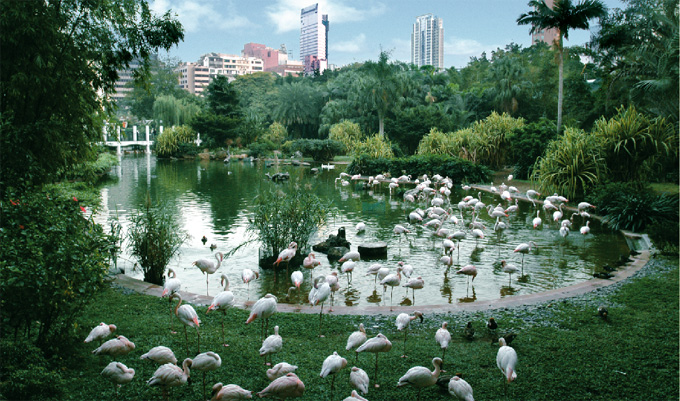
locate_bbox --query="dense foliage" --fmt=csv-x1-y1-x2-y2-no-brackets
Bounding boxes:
190,76,244,147
0,0,183,194
289,139,345,162
154,125,198,158
507,118,558,179
0,191,113,346
347,155,492,184
127,197,189,285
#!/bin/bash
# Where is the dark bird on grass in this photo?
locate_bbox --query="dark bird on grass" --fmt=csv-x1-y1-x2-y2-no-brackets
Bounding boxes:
598,305,608,320
463,322,475,341
502,332,517,345
593,272,614,279
487,317,498,331
436,372,462,390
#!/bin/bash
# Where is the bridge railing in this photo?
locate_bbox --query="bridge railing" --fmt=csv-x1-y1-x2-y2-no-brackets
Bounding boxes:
102,125,203,154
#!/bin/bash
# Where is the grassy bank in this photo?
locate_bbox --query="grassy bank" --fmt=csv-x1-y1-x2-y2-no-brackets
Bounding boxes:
14,256,680,400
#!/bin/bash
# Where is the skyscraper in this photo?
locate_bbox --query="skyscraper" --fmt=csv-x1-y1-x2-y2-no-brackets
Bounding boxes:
411,14,444,70
530,0,560,46
300,3,329,75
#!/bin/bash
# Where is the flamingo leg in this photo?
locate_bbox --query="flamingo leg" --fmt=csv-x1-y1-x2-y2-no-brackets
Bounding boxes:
196,327,201,354
355,351,358,363
521,254,525,275
318,303,324,337
202,371,206,401
183,325,189,355
390,287,394,311
373,353,380,388
401,328,408,358
265,318,269,339
221,313,228,347
206,275,209,296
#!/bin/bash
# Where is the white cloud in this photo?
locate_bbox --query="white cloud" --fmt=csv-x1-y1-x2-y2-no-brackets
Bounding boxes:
444,37,488,56
150,0,251,33
266,0,386,34
330,33,366,53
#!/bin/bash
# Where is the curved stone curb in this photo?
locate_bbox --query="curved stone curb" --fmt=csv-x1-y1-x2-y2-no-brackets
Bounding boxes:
112,250,649,316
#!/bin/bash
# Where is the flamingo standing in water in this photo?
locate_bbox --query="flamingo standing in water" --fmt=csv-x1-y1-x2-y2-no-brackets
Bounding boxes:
435,322,451,363
356,333,392,388
532,210,542,229
170,293,201,355
302,252,321,281
514,241,537,275
380,266,403,311
241,268,259,299
320,351,348,400
397,357,443,401
497,337,518,395
193,252,224,296
501,260,520,285
101,362,135,395
580,221,591,236
147,358,192,401
403,276,424,304
346,323,367,362
456,265,478,287
396,311,424,358
207,274,235,347
290,270,303,290
246,294,278,341
161,268,181,333
366,263,384,286
192,351,222,401
274,241,298,276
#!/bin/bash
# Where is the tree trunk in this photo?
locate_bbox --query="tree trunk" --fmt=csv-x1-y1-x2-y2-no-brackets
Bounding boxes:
557,46,564,134
378,115,385,137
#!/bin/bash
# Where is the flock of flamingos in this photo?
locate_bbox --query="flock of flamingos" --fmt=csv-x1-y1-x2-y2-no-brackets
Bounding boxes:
88,172,597,400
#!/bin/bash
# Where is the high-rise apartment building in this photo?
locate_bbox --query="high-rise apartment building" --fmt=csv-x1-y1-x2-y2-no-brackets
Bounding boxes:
530,0,560,46
411,14,444,70
300,3,329,75
176,53,264,96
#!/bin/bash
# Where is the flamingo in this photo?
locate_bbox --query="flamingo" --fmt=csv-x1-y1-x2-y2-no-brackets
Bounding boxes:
435,322,451,363
84,322,116,345
505,199,519,214
578,202,596,212
456,265,477,286
366,263,384,286
210,382,253,400
355,222,366,233
448,375,474,401
394,224,411,245
449,231,466,260
192,351,222,401
325,272,341,311
101,362,135,395
580,221,591,236
559,224,570,240
170,293,201,354
526,189,540,207
241,269,259,299
311,279,331,337
207,274,235,347
246,294,278,341
140,346,177,365
501,260,520,285
274,241,298,276
266,362,298,381
92,335,135,358
487,204,508,218
193,252,224,296
161,268,181,332
320,351,348,400
396,357,443,401
514,241,537,275
553,204,565,222
399,262,414,279
497,337,518,395
532,211,542,229
403,276,424,304
341,260,356,284
260,325,283,366
339,250,361,262
257,372,305,399
356,333,392,388
396,311,424,358
379,266,403,311
302,253,321,281
349,367,369,395
290,270,303,290
471,228,484,247
346,323,367,362
147,358,192,401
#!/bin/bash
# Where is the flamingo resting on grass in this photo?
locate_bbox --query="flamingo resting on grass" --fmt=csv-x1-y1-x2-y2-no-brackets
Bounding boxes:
397,357,443,401
147,358,192,401
101,362,135,395
210,383,253,400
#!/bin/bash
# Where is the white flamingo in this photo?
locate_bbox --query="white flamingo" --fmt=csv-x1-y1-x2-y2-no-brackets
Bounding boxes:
290,270,303,290
246,294,278,341
339,250,361,262
320,351,347,400
514,241,537,275
580,220,591,236
448,375,474,401
193,252,224,296
346,323,367,362
273,241,298,276
266,362,298,381
396,311,423,358
435,322,451,363
396,357,443,401
380,266,402,311
403,276,424,304
140,346,177,365
170,293,201,354
302,252,321,281
497,337,518,395
259,325,283,366
310,279,331,337
92,335,135,358
356,333,392,388
192,351,222,401
101,361,135,395
341,260,356,284
257,373,305,399
241,268,259,299
210,382,253,400
84,322,116,345
147,358,192,401
532,210,542,229
161,268,181,333
207,274,235,347
366,263,384,286
456,265,478,287
501,260,520,285
349,367,370,396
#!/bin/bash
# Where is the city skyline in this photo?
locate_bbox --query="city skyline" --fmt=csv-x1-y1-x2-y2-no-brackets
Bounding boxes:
150,0,626,69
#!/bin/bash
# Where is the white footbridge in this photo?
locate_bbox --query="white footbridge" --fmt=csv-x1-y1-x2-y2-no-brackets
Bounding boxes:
102,125,202,154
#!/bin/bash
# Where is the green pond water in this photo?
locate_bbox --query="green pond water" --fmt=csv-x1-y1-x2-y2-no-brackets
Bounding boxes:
96,154,629,308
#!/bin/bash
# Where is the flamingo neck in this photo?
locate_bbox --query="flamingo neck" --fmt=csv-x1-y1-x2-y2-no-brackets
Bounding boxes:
174,296,182,315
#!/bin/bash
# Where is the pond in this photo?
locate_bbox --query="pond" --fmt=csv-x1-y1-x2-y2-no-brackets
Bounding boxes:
96,154,629,308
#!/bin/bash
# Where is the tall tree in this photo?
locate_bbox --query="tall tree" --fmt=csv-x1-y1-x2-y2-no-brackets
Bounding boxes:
190,75,244,146
517,0,607,132
359,51,403,137
0,0,183,192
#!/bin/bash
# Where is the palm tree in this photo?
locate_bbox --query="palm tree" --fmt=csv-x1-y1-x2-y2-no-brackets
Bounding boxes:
517,0,607,133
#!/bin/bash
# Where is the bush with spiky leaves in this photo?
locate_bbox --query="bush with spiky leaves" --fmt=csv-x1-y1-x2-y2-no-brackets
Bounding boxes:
353,134,394,158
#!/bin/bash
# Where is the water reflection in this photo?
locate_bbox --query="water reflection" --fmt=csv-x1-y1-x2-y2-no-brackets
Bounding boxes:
458,286,477,303
96,155,631,308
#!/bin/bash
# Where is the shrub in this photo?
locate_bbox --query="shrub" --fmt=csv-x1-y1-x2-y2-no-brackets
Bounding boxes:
247,188,331,268
416,128,453,156
264,122,288,145
127,196,189,285
60,150,119,184
247,141,275,158
347,154,492,184
0,339,64,400
472,111,525,169
329,120,363,153
353,134,394,158
532,127,605,201
289,139,345,162
646,220,679,254
0,190,112,347
154,125,197,157
507,118,558,179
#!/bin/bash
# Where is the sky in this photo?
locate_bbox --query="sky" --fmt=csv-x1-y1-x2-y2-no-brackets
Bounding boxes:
150,0,626,69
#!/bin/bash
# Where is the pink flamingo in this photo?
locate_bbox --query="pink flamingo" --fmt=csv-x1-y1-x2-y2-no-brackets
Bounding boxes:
101,362,135,395
257,373,305,399
210,383,252,400
302,252,321,281
497,337,518,395
456,265,477,286
192,351,222,401
193,252,224,296
147,358,192,401
356,333,392,388
161,268,181,332
320,351,348,400
397,357,443,401
170,293,200,355
345,323,367,363
274,241,298,276
84,322,116,346
207,274,235,346
246,294,278,340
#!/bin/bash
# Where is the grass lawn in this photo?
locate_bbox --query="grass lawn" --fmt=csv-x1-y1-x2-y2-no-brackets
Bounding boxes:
45,256,680,400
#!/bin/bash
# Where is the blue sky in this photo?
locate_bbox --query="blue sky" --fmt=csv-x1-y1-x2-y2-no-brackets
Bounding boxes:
150,0,625,69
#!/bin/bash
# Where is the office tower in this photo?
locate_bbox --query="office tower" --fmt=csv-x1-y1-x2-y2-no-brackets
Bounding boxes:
530,0,560,46
300,3,329,75
411,14,444,70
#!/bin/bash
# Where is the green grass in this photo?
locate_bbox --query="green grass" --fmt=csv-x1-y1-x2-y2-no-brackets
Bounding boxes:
11,257,680,400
